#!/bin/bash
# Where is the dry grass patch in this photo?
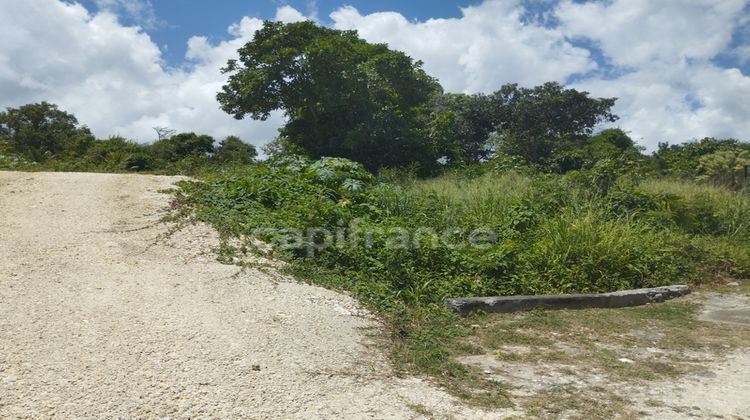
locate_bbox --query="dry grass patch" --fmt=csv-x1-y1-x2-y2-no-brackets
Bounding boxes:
445,283,750,417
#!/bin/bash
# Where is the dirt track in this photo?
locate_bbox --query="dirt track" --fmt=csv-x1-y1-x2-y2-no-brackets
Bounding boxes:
0,171,497,419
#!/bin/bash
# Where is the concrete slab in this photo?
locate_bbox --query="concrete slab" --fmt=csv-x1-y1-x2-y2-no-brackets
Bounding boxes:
446,285,690,316
698,293,750,325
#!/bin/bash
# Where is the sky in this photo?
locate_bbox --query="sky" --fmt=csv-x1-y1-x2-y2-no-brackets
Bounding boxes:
1,0,749,152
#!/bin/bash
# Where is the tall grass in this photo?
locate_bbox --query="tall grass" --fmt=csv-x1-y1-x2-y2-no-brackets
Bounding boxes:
520,209,691,293
638,178,750,240
180,161,750,301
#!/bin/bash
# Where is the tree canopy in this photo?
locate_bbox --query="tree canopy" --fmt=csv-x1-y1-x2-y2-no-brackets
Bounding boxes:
428,93,498,165
150,132,215,163
426,83,619,169
493,82,618,166
217,20,441,172
0,102,94,162
653,137,749,178
215,136,257,164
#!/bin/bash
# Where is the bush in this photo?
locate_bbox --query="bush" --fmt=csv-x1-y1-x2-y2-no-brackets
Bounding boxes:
690,236,750,278
518,210,694,294
637,179,750,239
177,160,750,310
0,151,34,169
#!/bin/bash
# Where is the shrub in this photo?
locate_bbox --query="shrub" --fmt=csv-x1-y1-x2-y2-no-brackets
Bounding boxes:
518,210,694,294
178,160,749,308
638,179,750,239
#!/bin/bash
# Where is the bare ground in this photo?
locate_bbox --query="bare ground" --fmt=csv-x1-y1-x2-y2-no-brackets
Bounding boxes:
458,288,750,419
1,171,748,419
0,171,504,419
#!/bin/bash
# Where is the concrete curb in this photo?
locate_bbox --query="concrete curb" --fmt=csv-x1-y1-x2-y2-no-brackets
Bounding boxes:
446,285,690,316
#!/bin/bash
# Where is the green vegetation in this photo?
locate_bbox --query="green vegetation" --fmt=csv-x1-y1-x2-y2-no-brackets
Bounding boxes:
0,102,257,174
3,19,749,409
0,102,94,163
172,154,750,405
176,158,749,301
218,21,441,173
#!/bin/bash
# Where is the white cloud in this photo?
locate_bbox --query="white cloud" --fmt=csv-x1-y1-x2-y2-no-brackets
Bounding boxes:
92,0,161,30
0,0,283,148
305,0,320,22
0,0,748,152
275,5,308,23
556,0,744,68
330,0,750,149
555,0,750,147
330,1,596,92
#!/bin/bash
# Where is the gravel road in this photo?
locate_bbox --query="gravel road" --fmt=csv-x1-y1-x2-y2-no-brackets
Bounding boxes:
0,171,501,419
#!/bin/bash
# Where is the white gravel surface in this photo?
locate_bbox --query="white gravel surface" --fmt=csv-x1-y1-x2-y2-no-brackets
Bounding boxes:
0,171,506,419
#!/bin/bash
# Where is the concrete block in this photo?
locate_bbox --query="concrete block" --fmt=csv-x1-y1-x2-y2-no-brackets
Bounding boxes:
446,285,690,316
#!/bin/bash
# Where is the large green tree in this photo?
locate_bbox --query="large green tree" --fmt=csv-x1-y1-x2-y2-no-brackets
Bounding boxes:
217,21,441,172
428,93,498,165
493,82,618,166
0,102,94,162
653,137,749,178
215,136,257,164
149,132,215,163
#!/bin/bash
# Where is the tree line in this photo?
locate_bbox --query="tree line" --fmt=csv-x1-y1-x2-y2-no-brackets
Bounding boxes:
2,20,749,184
0,102,256,172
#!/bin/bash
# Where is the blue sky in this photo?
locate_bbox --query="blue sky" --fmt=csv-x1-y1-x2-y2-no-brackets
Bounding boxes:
1,0,749,150
73,0,750,77
76,0,482,68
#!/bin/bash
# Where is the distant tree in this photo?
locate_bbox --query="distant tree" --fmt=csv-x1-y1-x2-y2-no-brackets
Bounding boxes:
493,82,618,167
697,149,750,186
260,137,293,157
0,102,94,162
83,136,152,171
429,93,498,165
591,128,635,152
548,128,640,173
217,21,441,172
215,136,257,164
150,132,215,162
653,137,747,177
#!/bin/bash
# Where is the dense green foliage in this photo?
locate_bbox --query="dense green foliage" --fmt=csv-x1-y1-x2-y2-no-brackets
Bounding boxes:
493,82,618,167
653,137,750,185
428,84,621,170
217,21,622,174
0,103,257,173
428,92,498,164
0,102,95,162
178,158,749,307
218,21,441,173
215,135,258,164
174,154,749,384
